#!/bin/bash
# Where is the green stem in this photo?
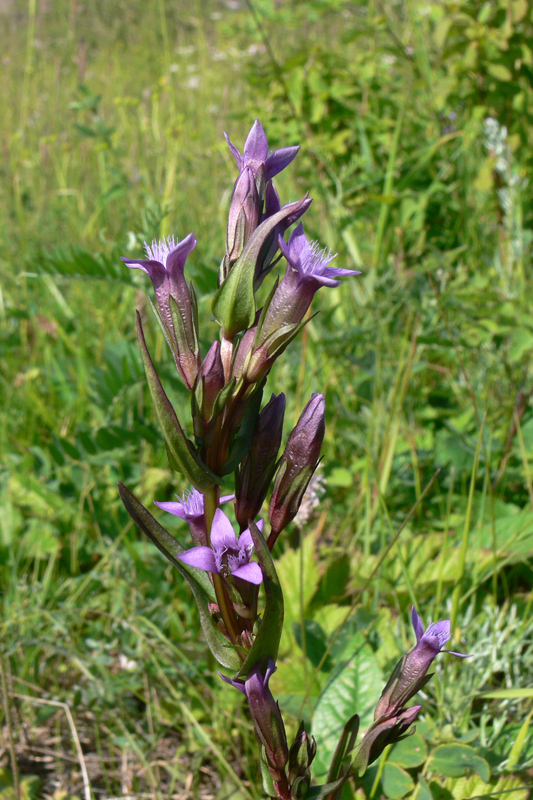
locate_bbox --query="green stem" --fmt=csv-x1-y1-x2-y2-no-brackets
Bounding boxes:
204,487,242,647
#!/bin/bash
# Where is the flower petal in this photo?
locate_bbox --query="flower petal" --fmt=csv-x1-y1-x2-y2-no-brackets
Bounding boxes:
224,132,243,171
243,119,269,166
210,508,237,549
265,145,300,180
232,561,263,585
165,233,197,279
177,546,217,573
411,606,424,643
154,500,188,518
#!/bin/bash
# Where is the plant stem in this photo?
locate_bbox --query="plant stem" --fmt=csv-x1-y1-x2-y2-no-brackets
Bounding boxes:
204,486,242,647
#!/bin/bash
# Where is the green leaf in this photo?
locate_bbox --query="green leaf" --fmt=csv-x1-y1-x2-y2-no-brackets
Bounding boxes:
118,482,241,670
481,688,533,699
312,634,384,779
389,732,427,768
382,763,414,799
487,63,513,82
213,195,309,338
136,312,219,491
430,743,490,782
302,775,349,800
236,521,284,678
325,713,360,784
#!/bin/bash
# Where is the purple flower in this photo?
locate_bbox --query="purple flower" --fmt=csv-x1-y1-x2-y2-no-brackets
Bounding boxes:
220,660,289,770
175,508,263,585
280,223,358,287
374,606,470,721
269,394,325,543
258,223,360,342
155,488,233,547
122,234,200,390
410,606,471,663
225,119,300,183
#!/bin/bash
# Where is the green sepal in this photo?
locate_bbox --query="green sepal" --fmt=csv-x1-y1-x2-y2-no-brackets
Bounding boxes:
169,293,199,360
302,775,349,800
148,296,179,362
213,195,309,338
211,377,237,422
212,247,256,338
260,745,276,798
117,481,214,599
235,520,284,678
136,311,220,491
222,380,265,475
326,713,360,786
118,482,241,670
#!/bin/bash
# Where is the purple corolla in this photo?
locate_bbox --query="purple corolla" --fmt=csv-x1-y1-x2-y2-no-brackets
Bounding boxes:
122,234,199,390
155,488,234,547
220,660,289,770
176,508,263,585
258,223,360,342
374,606,470,720
225,119,300,183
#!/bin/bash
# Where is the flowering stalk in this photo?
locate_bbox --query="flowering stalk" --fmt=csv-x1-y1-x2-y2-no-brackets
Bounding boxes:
118,120,469,799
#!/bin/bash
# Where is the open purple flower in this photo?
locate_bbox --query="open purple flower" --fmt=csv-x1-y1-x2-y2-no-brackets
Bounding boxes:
176,508,263,585
155,488,234,546
410,606,471,663
258,223,360,342
225,119,300,183
122,234,200,390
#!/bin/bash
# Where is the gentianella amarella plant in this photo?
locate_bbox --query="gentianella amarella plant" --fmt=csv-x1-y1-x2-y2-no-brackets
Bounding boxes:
118,120,469,800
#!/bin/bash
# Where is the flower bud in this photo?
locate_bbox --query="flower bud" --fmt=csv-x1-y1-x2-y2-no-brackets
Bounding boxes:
269,394,325,541
352,705,421,777
374,607,470,721
235,393,286,529
194,341,225,424
220,661,289,771
225,166,260,270
288,721,316,794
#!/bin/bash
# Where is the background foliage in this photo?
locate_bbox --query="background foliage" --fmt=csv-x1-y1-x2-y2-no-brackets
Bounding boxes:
1,0,533,797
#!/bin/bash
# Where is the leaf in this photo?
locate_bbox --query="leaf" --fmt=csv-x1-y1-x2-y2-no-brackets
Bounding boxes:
118,483,241,670
136,312,219,491
312,634,384,779
236,521,284,678
487,63,513,82
430,743,490,782
382,763,414,799
481,688,533,699
325,713,360,784
389,732,427,768
293,619,333,671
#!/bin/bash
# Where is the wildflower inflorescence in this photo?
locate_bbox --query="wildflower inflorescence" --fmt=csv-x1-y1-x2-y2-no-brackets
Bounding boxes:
118,120,469,799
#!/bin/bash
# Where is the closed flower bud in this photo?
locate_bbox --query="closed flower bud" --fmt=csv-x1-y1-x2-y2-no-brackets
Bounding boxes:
269,394,325,542
194,341,225,424
225,166,260,270
288,721,316,787
236,393,286,530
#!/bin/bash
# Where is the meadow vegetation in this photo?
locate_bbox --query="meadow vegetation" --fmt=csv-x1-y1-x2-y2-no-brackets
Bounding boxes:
1,0,533,797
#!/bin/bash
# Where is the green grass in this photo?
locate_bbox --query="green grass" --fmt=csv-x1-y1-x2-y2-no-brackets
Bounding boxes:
1,0,533,798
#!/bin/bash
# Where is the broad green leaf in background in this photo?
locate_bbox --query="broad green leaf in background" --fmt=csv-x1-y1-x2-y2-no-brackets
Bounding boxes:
429,743,490,782
312,633,384,779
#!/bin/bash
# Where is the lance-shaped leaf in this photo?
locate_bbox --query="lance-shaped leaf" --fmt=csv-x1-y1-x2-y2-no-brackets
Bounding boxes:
136,312,220,491
236,521,284,678
325,714,360,791
213,196,309,338
118,482,241,670
302,775,350,800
